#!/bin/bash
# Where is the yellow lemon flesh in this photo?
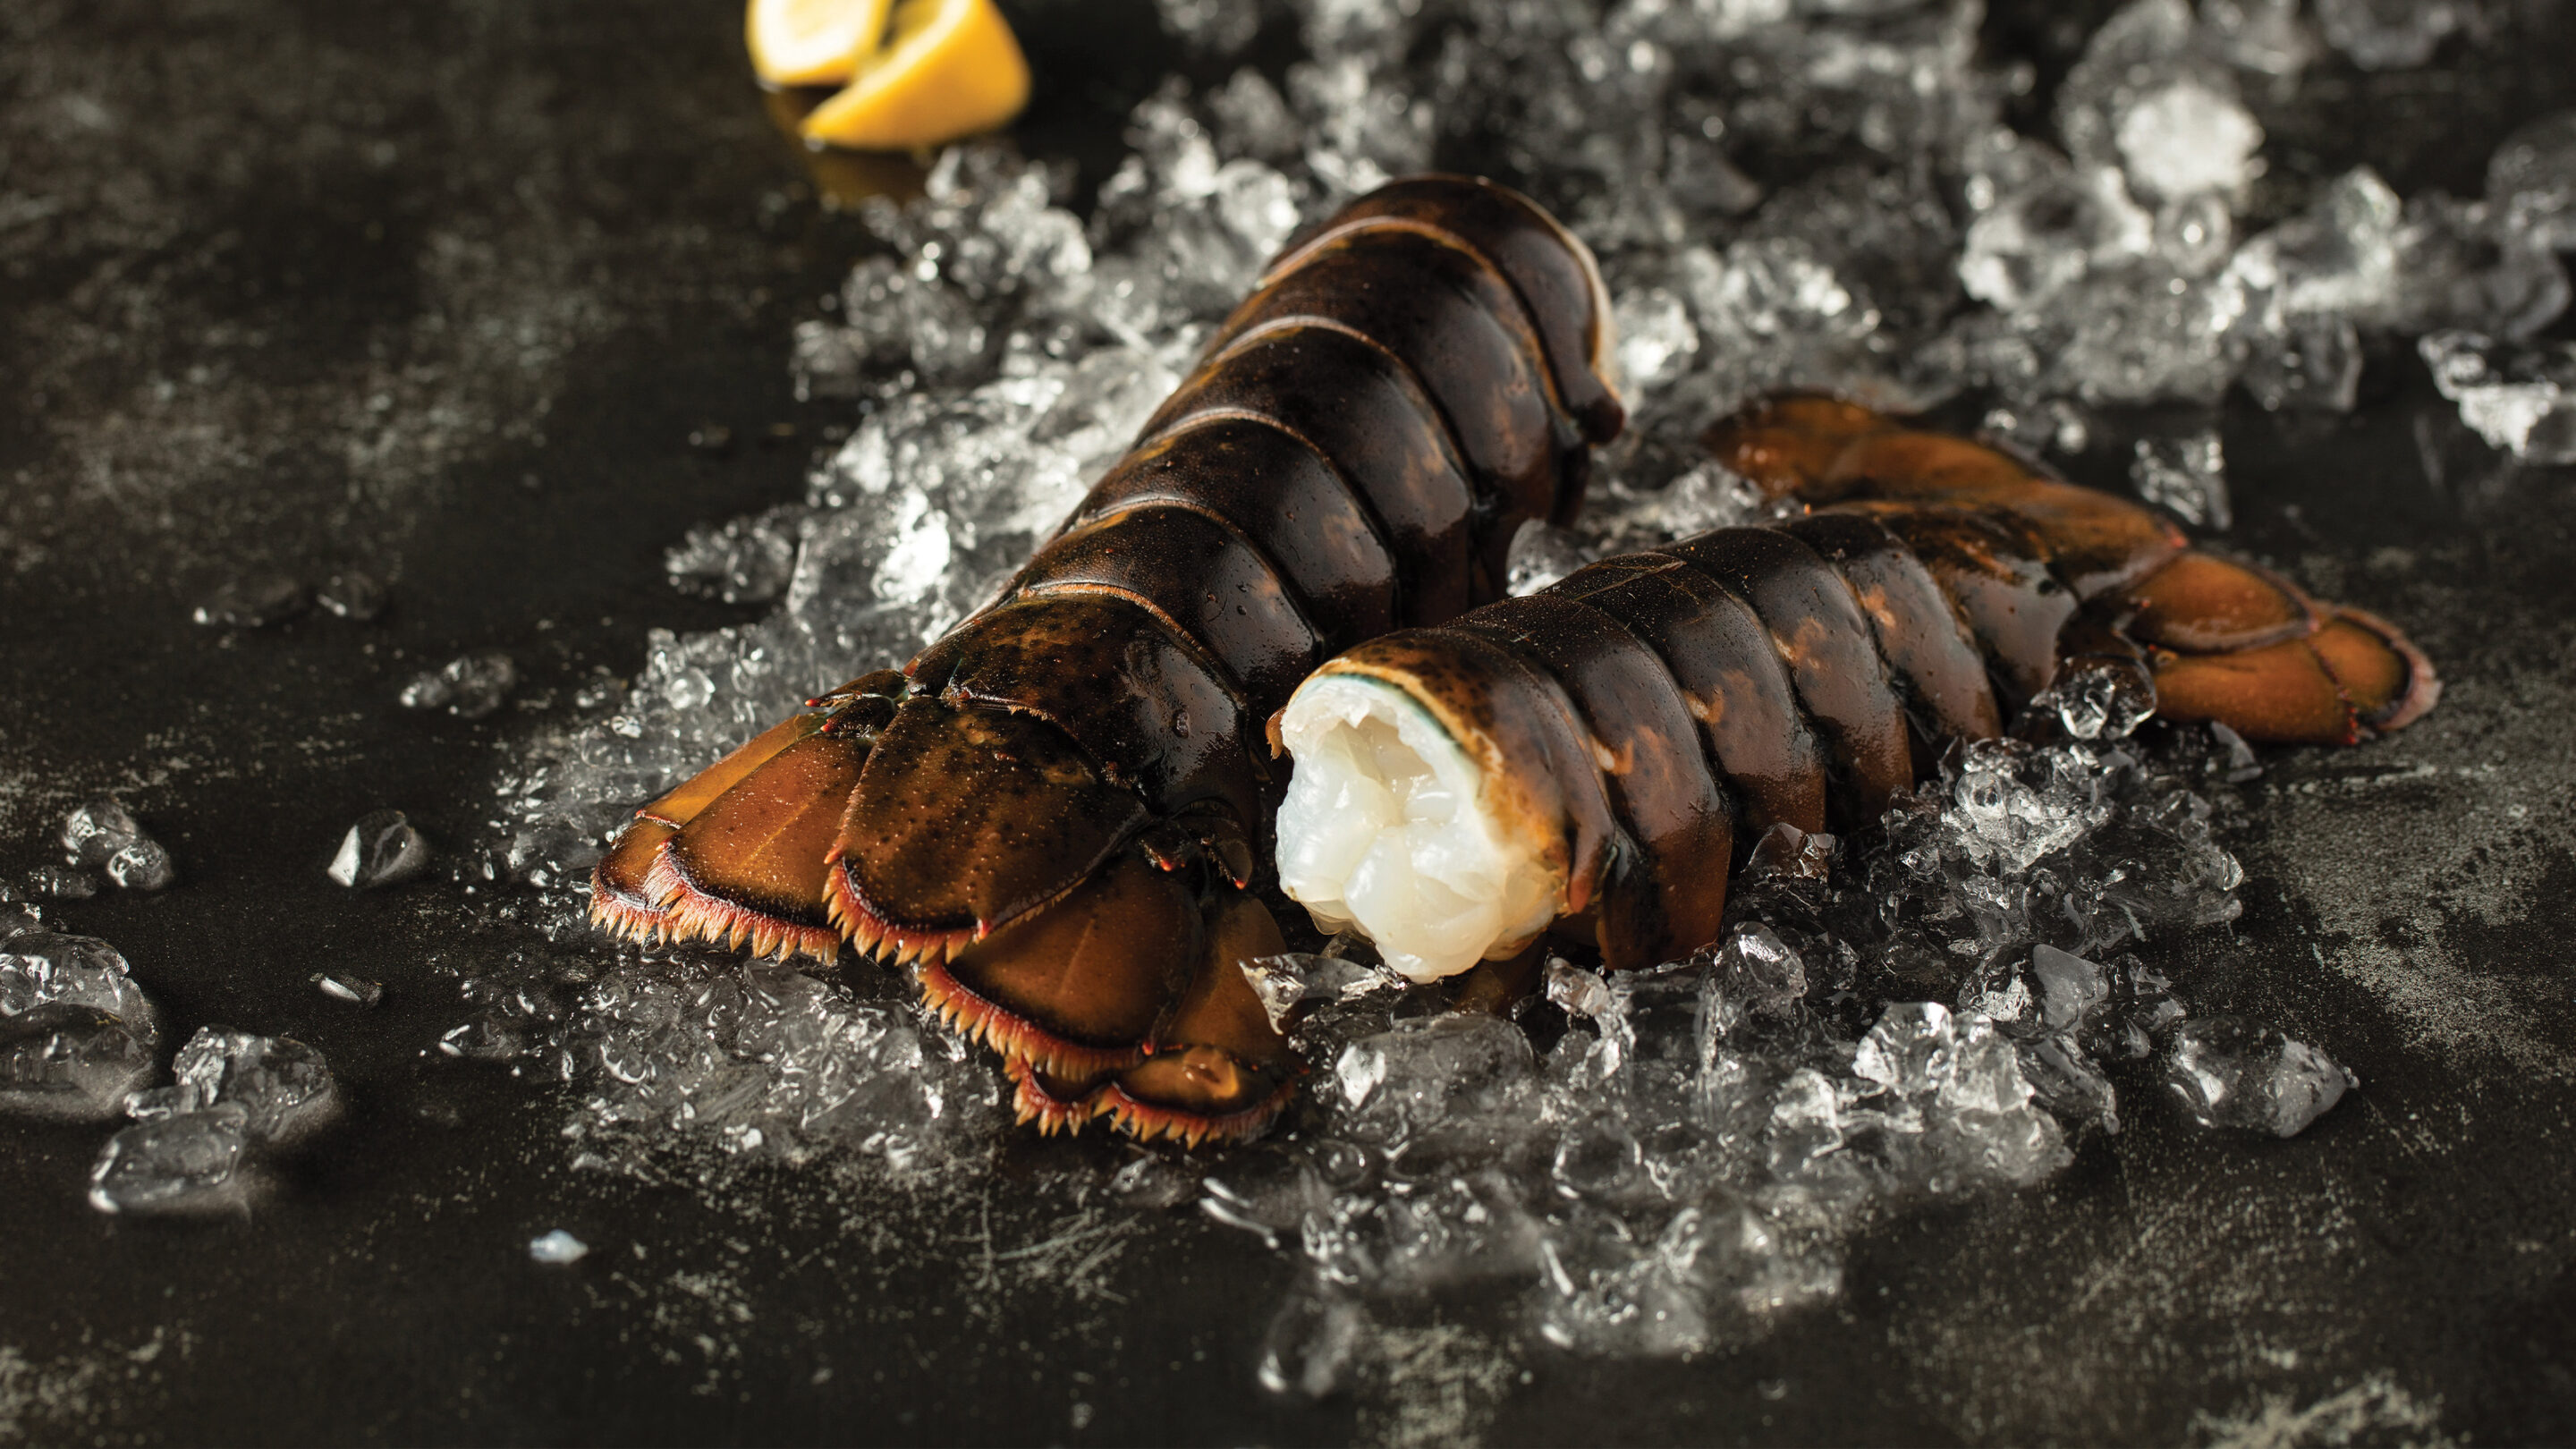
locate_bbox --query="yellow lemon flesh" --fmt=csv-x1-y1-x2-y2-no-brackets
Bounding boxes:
799,0,1030,152
748,0,894,89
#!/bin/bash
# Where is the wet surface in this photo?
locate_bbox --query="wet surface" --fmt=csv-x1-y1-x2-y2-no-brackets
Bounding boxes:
4,0,2574,1445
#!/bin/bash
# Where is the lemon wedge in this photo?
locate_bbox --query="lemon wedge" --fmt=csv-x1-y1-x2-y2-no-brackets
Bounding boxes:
799,0,1030,152
748,0,894,89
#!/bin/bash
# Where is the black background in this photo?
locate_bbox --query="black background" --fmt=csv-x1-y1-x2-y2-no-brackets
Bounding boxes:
3,1,2573,1443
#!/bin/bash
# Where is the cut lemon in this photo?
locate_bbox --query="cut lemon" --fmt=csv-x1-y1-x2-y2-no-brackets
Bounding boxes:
748,0,893,89
799,0,1030,152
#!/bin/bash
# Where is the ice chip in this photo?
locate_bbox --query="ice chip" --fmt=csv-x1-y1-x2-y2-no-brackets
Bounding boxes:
0,1004,155,1122
327,809,433,889
2036,662,2157,741
400,650,518,719
1506,521,1594,597
1612,285,1699,393
665,507,803,606
2241,314,2363,413
314,973,384,1006
1330,1014,1535,1139
2130,432,2231,530
528,1229,590,1265
1936,1016,2036,1117
1766,1067,1846,1176
170,1027,336,1142
61,797,144,869
105,839,174,891
26,864,98,900
2419,331,2576,465
1543,958,1616,1021
2386,192,2570,341
191,574,306,629
2229,167,2402,323
2114,80,2262,202
1854,1003,1953,1096
1743,822,1835,881
316,571,387,621
2314,0,2461,71
2489,110,2576,251
2029,945,2111,1031
2021,1031,2123,1131
1239,953,1406,1035
0,930,157,1047
2164,1016,2354,1136
1257,1284,1365,1400
1551,1118,1645,1200
89,1104,250,1215
1959,167,2151,312
1702,924,1809,1045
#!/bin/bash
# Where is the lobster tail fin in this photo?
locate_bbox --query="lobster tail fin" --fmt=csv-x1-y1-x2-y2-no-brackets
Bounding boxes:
589,708,835,952
2111,552,2440,745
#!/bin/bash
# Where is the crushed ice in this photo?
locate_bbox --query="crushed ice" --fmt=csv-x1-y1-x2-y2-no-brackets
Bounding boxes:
433,0,2564,1391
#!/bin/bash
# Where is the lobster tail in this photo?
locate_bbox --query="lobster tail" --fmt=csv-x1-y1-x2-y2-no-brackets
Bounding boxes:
1277,396,2439,980
594,176,1620,1144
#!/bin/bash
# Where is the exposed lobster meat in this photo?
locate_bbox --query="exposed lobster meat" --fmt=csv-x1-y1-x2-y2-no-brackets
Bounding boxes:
1275,394,2441,981
592,175,1622,1144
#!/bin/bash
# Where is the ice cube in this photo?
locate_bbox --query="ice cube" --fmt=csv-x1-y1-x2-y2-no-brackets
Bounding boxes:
0,931,158,1047
314,973,384,1006
327,809,433,889
2033,662,2157,741
1854,1003,1953,1097
1331,1014,1536,1138
665,507,803,606
2228,167,2402,323
1543,958,1617,1021
2163,1016,2354,1136
1238,952,1406,1035
1506,521,1595,597
1206,69,1300,161
2418,331,2576,464
2314,0,2462,71
1765,1067,1846,1176
169,1027,337,1141
1257,1284,1366,1400
191,575,306,629
2488,110,2576,251
2114,80,2263,203
316,571,387,622
1958,166,2151,313
1742,822,1835,882
2241,314,2363,413
2199,0,2318,76
0,1004,155,1122
55,801,175,892
400,650,519,719
2052,265,2251,406
528,1229,590,1265
2383,192,2571,341
1701,925,1808,1045
2017,1032,2122,1131
2130,432,2231,530
61,797,144,869
106,840,174,891
89,1104,250,1215
2029,945,2110,1031
1611,286,1700,393
26,864,97,900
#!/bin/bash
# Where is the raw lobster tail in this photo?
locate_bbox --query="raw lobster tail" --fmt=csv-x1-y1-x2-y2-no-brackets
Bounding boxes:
1275,394,2439,981
593,175,1621,1144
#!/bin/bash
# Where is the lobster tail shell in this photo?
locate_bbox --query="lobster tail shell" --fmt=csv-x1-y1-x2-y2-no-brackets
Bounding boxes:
1283,395,2440,977
593,176,1620,1143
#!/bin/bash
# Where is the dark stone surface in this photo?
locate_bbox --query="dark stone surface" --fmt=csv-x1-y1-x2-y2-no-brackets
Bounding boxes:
2,1,2572,1445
